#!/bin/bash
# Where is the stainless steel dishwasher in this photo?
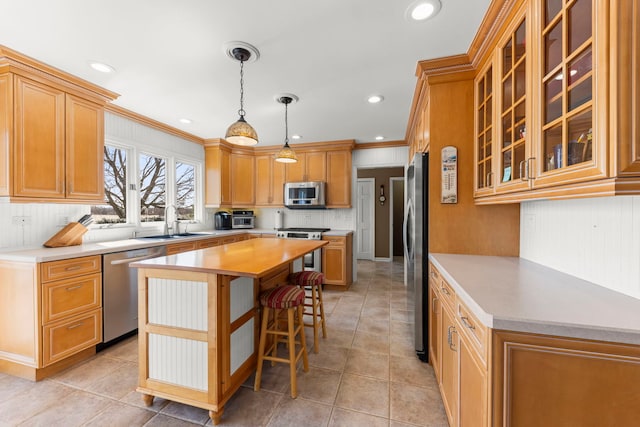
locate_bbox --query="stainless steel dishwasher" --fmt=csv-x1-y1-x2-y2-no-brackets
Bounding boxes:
102,246,166,343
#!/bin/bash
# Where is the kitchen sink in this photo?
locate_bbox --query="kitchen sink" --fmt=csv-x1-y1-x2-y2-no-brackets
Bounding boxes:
138,232,201,239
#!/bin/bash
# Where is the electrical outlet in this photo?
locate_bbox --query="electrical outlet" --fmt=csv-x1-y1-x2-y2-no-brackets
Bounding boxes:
11,216,31,226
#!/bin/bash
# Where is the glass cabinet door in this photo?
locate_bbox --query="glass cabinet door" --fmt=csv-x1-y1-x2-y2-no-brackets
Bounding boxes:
541,0,593,173
475,65,494,195
498,17,528,189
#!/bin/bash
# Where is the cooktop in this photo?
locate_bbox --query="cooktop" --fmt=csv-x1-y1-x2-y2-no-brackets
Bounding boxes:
277,227,330,232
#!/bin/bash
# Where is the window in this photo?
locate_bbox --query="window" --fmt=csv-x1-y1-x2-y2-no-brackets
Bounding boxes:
91,146,128,224
91,143,201,226
176,162,195,220
139,153,166,223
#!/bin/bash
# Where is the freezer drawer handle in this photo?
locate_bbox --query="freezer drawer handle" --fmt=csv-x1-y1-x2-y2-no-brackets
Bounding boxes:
110,251,165,265
67,322,84,330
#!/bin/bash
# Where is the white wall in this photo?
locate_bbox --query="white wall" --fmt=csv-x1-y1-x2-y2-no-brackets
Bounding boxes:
520,196,640,300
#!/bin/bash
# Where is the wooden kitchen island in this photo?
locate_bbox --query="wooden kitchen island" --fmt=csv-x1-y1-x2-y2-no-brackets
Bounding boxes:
131,238,327,425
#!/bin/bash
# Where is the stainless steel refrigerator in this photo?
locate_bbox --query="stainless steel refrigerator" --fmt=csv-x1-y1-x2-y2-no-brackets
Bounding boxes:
403,152,429,362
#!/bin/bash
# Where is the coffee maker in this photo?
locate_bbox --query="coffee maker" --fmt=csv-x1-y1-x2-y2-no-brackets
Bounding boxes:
214,211,232,230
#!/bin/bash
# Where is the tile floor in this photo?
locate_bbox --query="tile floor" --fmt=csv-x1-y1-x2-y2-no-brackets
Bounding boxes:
0,259,447,426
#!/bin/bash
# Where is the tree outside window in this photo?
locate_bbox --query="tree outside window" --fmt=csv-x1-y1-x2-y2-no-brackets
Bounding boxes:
91,146,127,224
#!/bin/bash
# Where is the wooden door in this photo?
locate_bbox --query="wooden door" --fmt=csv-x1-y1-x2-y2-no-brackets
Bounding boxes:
14,76,65,199
305,152,326,182
231,153,255,206
286,153,306,182
65,94,104,201
459,335,488,427
254,155,272,206
326,150,351,207
440,305,458,427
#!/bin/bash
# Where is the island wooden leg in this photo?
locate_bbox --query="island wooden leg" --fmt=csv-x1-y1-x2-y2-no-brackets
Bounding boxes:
141,393,154,406
209,408,224,425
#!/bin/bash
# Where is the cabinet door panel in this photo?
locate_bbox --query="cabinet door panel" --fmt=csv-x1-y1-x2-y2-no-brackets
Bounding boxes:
305,152,326,182
0,74,11,196
428,285,441,381
254,155,272,206
272,160,286,205
326,150,351,207
286,153,306,182
459,336,488,427
231,154,254,206
14,76,65,198
66,95,104,200
440,306,458,427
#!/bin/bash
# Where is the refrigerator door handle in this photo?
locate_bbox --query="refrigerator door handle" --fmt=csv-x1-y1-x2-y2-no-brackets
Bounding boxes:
403,199,414,261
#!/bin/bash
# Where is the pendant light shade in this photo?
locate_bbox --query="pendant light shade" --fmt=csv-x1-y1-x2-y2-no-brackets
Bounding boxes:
275,95,298,163
225,46,258,146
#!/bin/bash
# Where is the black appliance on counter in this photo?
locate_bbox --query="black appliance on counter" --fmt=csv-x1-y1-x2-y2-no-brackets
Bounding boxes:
214,211,232,230
404,152,429,362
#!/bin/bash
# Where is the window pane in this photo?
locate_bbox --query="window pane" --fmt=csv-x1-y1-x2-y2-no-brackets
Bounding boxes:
91,146,127,224
176,162,195,220
139,154,166,222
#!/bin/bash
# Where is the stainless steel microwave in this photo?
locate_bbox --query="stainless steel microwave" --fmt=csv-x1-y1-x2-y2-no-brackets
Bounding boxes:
284,181,326,209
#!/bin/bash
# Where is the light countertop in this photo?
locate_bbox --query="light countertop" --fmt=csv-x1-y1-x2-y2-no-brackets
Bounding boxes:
0,228,353,263
429,253,640,345
132,238,328,278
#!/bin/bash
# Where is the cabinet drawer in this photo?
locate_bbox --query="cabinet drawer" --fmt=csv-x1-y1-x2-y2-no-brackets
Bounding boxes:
197,238,221,249
166,241,197,255
42,308,102,366
322,236,344,246
456,299,488,362
41,255,101,282
439,278,456,311
42,273,101,324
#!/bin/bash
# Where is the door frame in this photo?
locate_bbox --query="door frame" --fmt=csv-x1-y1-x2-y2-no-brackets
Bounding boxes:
389,177,404,261
356,178,375,260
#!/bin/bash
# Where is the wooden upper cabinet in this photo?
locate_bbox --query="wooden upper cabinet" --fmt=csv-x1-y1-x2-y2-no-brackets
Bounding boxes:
14,76,66,199
286,151,326,182
474,63,495,197
326,150,351,207
255,154,285,206
204,141,232,207
65,94,104,200
231,152,255,206
0,47,117,203
473,0,640,203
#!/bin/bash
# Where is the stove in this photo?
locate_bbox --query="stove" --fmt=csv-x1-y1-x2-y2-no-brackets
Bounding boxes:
275,227,330,240
275,228,329,271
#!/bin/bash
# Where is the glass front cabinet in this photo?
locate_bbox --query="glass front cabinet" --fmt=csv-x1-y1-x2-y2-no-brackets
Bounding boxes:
474,0,640,203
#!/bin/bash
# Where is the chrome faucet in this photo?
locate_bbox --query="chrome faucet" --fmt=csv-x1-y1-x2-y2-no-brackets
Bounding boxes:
164,204,177,235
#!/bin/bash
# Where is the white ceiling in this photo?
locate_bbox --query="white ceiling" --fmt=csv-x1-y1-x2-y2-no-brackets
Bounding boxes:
1,0,490,146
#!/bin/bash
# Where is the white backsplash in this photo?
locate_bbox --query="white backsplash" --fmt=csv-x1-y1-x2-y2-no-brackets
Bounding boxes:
254,207,355,231
520,196,640,300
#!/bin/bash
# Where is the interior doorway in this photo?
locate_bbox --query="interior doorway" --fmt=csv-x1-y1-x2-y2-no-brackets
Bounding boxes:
356,178,375,260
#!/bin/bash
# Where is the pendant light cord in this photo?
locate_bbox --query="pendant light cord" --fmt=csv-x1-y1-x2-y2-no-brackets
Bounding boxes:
238,60,245,117
284,101,290,146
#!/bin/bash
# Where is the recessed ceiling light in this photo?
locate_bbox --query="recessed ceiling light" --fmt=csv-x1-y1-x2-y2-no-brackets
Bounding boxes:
375,136,385,140
291,134,302,140
408,0,442,21
89,61,115,73
368,95,384,104
179,118,192,124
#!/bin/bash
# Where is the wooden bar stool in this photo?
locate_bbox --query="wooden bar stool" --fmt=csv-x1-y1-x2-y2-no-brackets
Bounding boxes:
254,285,309,398
289,271,327,353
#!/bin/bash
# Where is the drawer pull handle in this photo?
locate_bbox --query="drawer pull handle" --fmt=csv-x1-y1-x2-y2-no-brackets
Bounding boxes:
460,316,475,330
64,265,83,271
440,286,450,295
65,285,83,291
67,322,84,330
447,325,457,352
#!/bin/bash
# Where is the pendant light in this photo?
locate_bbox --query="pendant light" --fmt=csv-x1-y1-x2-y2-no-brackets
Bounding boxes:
225,46,258,146
275,95,298,163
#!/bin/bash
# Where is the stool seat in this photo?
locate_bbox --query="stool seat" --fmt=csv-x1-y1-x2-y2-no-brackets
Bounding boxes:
288,271,327,353
288,271,324,287
260,285,305,309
